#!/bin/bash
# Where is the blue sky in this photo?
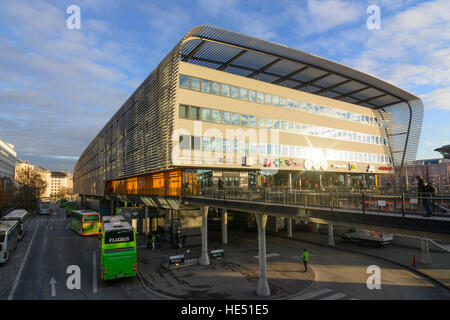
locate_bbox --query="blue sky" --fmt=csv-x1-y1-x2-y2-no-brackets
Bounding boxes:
0,0,449,172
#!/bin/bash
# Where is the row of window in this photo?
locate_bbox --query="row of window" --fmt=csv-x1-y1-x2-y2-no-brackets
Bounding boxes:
180,105,389,146
178,135,390,164
179,74,390,129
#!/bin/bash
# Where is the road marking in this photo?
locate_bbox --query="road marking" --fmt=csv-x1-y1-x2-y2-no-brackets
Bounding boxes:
253,253,280,259
320,293,346,300
92,250,98,294
290,288,332,300
8,221,40,300
66,223,70,229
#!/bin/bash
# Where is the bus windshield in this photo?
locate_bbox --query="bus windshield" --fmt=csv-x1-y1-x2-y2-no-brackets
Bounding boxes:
84,214,99,222
0,232,5,242
104,229,134,244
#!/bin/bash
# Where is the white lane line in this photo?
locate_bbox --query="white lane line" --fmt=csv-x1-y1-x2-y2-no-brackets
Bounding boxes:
320,293,346,300
65,223,70,229
290,288,332,300
253,253,280,259
92,250,98,294
8,221,40,300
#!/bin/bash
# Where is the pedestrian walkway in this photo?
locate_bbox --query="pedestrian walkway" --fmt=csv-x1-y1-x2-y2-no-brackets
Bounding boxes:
135,233,314,300
282,229,450,288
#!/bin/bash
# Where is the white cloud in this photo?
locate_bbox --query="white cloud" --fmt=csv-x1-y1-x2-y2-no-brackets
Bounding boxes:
421,87,450,110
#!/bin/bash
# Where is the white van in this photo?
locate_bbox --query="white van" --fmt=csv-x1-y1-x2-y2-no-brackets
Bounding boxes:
0,220,20,263
2,209,29,240
342,228,394,247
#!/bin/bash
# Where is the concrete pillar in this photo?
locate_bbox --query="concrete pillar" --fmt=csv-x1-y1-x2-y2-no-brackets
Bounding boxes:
328,224,335,246
200,206,210,266
110,200,114,215
288,173,292,193
286,218,292,238
144,206,150,235
420,238,432,264
313,223,320,233
255,214,270,297
221,209,228,245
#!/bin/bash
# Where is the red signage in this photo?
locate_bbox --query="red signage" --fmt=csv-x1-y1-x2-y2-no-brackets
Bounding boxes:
378,166,393,171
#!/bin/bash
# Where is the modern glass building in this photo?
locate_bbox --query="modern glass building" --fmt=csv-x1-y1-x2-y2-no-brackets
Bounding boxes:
73,25,424,197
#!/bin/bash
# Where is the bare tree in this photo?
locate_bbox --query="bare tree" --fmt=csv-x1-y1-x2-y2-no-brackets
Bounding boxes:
56,186,73,199
0,177,15,217
15,166,47,212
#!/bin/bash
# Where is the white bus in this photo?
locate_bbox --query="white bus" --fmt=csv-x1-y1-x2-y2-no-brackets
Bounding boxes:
0,220,20,263
2,209,30,240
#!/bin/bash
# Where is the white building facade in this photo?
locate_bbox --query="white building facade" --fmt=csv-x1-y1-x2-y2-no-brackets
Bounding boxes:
0,139,18,183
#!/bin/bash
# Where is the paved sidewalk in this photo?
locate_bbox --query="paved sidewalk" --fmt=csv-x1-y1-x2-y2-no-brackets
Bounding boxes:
279,230,450,288
135,233,314,300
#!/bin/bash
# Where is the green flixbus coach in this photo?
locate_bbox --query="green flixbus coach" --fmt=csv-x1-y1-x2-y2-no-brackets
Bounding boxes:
101,216,137,280
65,201,79,218
70,210,102,236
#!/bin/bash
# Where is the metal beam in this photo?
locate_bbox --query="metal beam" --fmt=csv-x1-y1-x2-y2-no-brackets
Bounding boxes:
247,58,281,78
217,50,248,71
355,93,389,105
332,86,371,100
294,73,332,90
312,79,352,95
271,66,309,85
182,40,206,62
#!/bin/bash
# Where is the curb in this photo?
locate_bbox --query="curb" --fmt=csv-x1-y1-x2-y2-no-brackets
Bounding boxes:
270,232,450,293
136,270,178,300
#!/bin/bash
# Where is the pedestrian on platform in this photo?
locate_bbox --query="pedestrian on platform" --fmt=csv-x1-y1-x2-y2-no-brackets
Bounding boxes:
151,233,156,250
302,249,309,272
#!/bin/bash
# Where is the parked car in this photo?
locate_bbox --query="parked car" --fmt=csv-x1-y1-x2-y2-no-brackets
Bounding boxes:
39,202,52,215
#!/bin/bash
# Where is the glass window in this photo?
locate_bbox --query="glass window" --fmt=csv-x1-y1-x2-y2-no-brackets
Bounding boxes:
288,122,294,132
212,138,222,152
250,143,257,154
280,97,286,108
320,105,325,115
202,137,211,151
180,74,190,88
257,117,264,129
294,100,300,111
191,136,200,150
257,92,264,104
179,105,189,119
221,84,230,97
346,112,351,121
223,139,231,153
289,146,295,156
212,82,220,95
288,99,293,110
211,109,221,123
313,105,319,114
231,86,239,98
201,79,210,93
249,115,257,128
325,106,330,117
280,120,287,131
307,103,313,113
259,144,266,155
240,88,248,100
191,77,200,91
266,119,273,130
300,102,307,112
273,120,280,130
233,140,239,153
232,113,240,125
264,93,272,105
244,141,249,154
282,145,289,156
273,144,280,156
248,90,256,102
267,144,272,155
272,95,279,106
179,135,190,150
190,106,200,120
222,112,230,125
201,108,211,121
240,114,248,127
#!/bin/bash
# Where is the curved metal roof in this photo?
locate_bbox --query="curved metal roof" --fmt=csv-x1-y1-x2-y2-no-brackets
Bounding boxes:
178,25,421,109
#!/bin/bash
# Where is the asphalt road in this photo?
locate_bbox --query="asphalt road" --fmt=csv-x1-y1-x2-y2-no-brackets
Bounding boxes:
4,205,156,300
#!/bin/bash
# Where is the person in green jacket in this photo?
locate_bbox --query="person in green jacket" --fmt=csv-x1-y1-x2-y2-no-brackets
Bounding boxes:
302,249,309,272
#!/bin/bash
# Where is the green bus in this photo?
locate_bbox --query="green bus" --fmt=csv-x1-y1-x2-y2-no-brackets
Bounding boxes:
65,201,78,217
70,210,102,236
59,198,67,208
101,216,137,280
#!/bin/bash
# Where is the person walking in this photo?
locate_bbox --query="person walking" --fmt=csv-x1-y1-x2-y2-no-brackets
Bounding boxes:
218,178,225,199
302,249,309,272
151,233,156,250
416,176,432,217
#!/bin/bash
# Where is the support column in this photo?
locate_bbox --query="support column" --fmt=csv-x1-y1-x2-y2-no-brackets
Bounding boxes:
144,206,150,236
328,224,335,246
286,218,292,238
110,200,114,216
221,209,228,245
200,206,210,266
255,213,270,297
420,238,432,264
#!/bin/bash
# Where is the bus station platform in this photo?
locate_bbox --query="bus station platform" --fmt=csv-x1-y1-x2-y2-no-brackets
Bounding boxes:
134,232,315,300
